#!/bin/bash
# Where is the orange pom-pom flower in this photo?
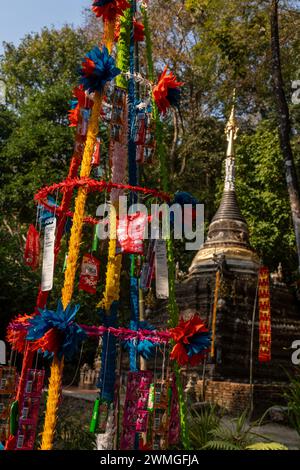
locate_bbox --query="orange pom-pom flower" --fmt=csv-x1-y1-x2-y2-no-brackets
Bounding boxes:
153,67,184,114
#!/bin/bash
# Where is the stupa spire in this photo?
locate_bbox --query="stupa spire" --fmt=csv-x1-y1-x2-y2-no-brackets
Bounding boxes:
189,93,260,275
224,93,238,191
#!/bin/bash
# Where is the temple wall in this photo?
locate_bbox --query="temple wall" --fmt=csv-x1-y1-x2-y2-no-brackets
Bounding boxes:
155,267,300,414
195,380,287,416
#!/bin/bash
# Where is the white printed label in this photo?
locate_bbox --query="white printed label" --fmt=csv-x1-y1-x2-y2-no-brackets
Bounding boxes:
155,240,169,299
41,217,56,292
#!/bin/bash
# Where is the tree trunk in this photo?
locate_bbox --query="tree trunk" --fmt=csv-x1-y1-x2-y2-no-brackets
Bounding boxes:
270,0,300,273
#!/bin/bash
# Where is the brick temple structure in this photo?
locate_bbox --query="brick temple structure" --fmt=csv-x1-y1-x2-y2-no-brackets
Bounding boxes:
174,104,300,415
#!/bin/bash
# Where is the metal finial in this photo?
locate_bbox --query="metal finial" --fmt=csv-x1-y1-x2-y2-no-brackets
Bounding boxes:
225,90,239,157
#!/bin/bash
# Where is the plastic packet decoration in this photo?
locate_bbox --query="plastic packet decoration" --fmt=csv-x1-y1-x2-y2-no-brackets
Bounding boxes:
134,111,146,145
135,113,156,164
91,138,101,166
0,367,16,395
0,366,16,441
117,212,148,255
110,86,127,143
15,423,36,450
140,240,156,290
151,380,170,450
136,410,149,432
78,108,92,137
79,254,100,295
120,371,153,450
24,369,44,396
24,224,40,270
15,369,45,450
147,383,155,411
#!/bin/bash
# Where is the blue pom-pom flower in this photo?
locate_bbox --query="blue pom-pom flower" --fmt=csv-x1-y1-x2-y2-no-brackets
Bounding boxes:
79,46,120,93
26,300,86,360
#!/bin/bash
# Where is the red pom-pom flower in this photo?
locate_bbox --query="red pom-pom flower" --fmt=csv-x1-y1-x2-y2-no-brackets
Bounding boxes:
153,66,184,114
91,0,130,22
169,314,210,366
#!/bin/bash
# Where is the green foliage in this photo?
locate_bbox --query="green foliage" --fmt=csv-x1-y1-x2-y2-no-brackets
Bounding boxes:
203,409,259,450
234,121,297,273
284,374,300,436
189,406,287,450
1,26,91,106
246,442,288,450
188,404,221,450
54,416,96,450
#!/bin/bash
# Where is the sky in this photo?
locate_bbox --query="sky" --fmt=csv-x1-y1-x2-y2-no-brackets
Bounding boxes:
0,0,91,52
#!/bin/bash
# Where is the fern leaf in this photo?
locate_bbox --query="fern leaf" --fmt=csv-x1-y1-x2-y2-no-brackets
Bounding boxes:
246,442,288,450
202,440,241,450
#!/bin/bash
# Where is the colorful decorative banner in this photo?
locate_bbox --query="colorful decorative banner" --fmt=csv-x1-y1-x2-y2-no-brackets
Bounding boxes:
258,266,272,362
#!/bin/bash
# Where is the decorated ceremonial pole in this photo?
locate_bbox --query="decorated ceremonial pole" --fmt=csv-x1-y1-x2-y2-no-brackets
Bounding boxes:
4,83,91,451
40,38,121,449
